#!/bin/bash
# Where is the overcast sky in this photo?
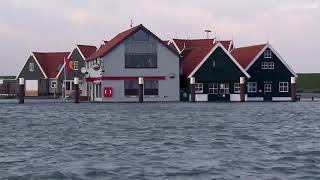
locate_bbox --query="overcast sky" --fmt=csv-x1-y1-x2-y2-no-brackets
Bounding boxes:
0,0,319,75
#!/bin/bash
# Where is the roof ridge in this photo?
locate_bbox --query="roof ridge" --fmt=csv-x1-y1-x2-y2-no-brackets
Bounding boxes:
234,44,266,50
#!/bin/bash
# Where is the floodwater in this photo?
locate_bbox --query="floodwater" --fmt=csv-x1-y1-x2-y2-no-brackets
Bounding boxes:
0,100,320,180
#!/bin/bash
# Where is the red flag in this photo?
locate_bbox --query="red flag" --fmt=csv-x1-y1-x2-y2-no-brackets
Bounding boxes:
65,57,73,74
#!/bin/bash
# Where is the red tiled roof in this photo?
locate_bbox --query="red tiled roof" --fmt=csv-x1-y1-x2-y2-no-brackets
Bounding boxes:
33,52,69,78
181,45,214,78
174,39,233,78
172,39,232,52
77,45,97,58
231,44,266,69
87,24,178,60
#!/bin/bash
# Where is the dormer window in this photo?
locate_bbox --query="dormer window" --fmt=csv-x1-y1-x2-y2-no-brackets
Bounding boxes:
29,63,34,72
264,49,272,58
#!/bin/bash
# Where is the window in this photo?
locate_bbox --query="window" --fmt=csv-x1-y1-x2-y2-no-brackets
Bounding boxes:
133,30,149,41
95,83,102,98
264,84,272,92
219,83,230,95
125,54,157,68
51,81,57,89
262,62,268,69
73,61,79,70
29,63,34,72
269,62,274,69
247,82,257,93
279,82,289,92
195,83,203,93
124,80,139,96
65,81,74,91
212,61,216,68
264,49,272,58
234,83,240,93
209,83,218,94
144,80,158,95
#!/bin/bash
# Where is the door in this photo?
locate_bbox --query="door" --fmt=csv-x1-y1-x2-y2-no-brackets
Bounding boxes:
264,83,272,101
25,80,38,96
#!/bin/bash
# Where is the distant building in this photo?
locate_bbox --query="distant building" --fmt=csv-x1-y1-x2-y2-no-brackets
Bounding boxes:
16,52,69,96
0,77,17,97
85,24,180,102
169,39,250,102
231,43,297,101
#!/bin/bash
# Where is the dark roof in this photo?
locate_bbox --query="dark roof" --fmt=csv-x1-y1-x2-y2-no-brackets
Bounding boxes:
86,24,179,60
33,52,69,78
77,45,97,58
231,44,266,69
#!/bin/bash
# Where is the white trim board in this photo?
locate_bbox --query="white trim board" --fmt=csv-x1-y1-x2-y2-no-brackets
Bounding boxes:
272,97,291,101
245,44,297,77
188,42,250,79
16,53,48,80
168,39,182,54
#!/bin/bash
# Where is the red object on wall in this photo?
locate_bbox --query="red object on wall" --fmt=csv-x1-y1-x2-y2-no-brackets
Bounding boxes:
104,87,113,97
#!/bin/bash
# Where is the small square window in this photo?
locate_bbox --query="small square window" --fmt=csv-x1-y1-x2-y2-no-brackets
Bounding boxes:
195,83,203,94
29,63,34,72
279,82,289,92
73,61,79,70
269,62,274,69
264,84,272,92
234,83,240,93
209,83,218,94
264,50,272,58
247,82,257,93
262,62,268,69
219,83,230,95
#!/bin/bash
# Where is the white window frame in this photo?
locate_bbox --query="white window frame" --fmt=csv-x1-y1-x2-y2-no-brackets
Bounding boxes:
264,49,272,59
234,83,240,93
279,82,289,92
51,81,57,89
195,83,203,94
29,63,34,72
208,83,218,94
73,61,79,70
247,82,257,93
264,84,272,93
261,62,268,69
64,80,74,91
219,83,230,95
269,62,274,69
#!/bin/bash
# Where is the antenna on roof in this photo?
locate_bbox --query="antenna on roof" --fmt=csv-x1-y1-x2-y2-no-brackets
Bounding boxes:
205,29,212,39
130,19,133,28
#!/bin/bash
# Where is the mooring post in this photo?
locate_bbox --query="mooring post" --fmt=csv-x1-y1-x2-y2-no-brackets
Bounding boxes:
18,78,25,104
291,77,296,102
190,77,196,102
138,77,144,103
74,77,80,103
240,77,246,102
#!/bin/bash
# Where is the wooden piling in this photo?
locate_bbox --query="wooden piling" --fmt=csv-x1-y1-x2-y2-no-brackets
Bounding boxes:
18,78,25,104
138,77,144,103
74,77,80,103
190,77,196,102
291,77,296,102
240,77,246,102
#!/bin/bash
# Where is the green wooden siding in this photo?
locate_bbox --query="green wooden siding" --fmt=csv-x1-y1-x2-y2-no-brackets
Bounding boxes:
247,48,294,98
